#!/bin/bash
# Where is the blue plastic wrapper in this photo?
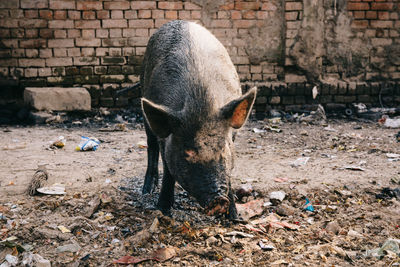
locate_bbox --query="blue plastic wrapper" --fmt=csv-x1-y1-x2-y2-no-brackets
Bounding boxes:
304,198,314,212
75,136,100,151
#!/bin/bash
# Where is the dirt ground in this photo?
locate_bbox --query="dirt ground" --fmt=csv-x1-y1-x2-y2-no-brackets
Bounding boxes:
1,111,400,266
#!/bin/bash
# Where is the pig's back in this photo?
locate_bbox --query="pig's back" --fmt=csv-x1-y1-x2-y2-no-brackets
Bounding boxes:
141,20,241,113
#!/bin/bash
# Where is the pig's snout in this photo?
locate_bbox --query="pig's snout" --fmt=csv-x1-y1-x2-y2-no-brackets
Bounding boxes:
205,195,230,216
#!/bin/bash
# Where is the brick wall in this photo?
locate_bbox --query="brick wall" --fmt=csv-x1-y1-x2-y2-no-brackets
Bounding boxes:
0,0,399,110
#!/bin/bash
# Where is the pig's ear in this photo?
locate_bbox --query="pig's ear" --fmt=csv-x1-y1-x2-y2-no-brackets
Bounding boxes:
220,87,257,129
141,98,180,138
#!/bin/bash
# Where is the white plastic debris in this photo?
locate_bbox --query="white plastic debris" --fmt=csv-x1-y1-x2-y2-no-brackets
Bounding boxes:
291,157,310,167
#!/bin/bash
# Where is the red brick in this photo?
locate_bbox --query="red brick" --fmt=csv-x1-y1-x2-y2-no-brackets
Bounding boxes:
191,11,201,19
25,10,38,19
235,2,260,10
77,1,103,10
370,20,393,28
231,10,241,20
104,1,130,10
285,2,302,11
53,29,66,38
11,29,24,38
19,58,45,67
158,1,183,10
378,11,389,19
366,10,377,19
285,11,298,20
262,2,278,11
25,29,38,38
102,19,128,28
347,2,369,10
46,57,72,67
165,10,178,19
154,19,169,28
39,10,53,20
39,29,53,38
233,19,256,28
0,29,10,38
131,1,156,9
353,11,365,19
48,38,74,47
19,19,47,28
82,29,95,38
97,10,109,19
152,10,164,19
135,28,148,37
54,10,67,20
129,19,154,28
211,19,232,28
68,29,81,38
390,12,398,20
111,10,124,19
75,38,101,47
178,10,191,20
68,10,80,19
49,20,74,28
75,20,100,28
371,3,394,10
137,10,151,19
21,0,48,9
53,48,67,57
219,2,234,10
243,10,256,19
0,19,18,28
82,11,96,19
351,20,369,28
184,2,201,10
50,0,75,10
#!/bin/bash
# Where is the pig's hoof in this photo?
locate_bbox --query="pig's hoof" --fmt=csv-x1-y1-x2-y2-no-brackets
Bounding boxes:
205,196,230,216
158,207,172,217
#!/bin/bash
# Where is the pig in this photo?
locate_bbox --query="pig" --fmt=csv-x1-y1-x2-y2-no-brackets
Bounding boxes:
140,20,256,221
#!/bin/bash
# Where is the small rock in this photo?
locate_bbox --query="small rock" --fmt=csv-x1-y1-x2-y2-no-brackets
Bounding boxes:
275,204,295,217
325,221,340,235
236,184,253,200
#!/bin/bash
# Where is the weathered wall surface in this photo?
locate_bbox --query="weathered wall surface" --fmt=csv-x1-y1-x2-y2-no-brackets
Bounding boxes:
0,0,399,110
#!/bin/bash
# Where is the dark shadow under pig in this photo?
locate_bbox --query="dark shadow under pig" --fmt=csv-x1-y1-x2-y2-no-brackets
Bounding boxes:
140,20,256,221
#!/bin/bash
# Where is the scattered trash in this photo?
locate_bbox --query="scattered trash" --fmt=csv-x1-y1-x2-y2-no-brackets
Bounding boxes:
365,239,400,259
49,136,65,149
236,199,264,221
275,203,295,217
274,177,289,183
225,231,254,238
27,166,48,196
114,247,176,264
235,184,253,200
265,125,281,133
269,191,286,204
379,116,400,128
36,184,66,195
4,255,18,266
21,253,51,267
343,165,365,171
137,140,147,149
75,136,100,151
323,125,337,132
253,128,266,134
303,198,314,212
376,187,400,200
99,123,127,132
56,243,81,253
312,86,318,99
347,229,363,238
259,240,275,251
386,153,400,162
57,225,71,233
291,157,310,167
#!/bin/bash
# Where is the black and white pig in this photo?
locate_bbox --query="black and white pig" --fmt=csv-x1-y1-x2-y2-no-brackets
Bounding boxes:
140,20,256,220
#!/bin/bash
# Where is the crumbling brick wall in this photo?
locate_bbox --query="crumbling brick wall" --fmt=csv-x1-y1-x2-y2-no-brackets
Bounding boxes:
0,0,399,109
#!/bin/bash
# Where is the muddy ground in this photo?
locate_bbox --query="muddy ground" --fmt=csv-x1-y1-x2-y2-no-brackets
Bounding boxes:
0,111,400,266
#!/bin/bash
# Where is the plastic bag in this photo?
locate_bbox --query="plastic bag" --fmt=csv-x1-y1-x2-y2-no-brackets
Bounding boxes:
75,136,100,151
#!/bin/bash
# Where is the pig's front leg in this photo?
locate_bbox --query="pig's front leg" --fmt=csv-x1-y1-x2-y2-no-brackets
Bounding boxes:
142,122,160,194
157,164,175,216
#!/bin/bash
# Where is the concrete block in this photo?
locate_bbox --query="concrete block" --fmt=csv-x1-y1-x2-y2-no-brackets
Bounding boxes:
24,87,91,111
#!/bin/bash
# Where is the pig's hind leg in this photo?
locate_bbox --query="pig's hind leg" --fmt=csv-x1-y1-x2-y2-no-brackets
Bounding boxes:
142,122,160,194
